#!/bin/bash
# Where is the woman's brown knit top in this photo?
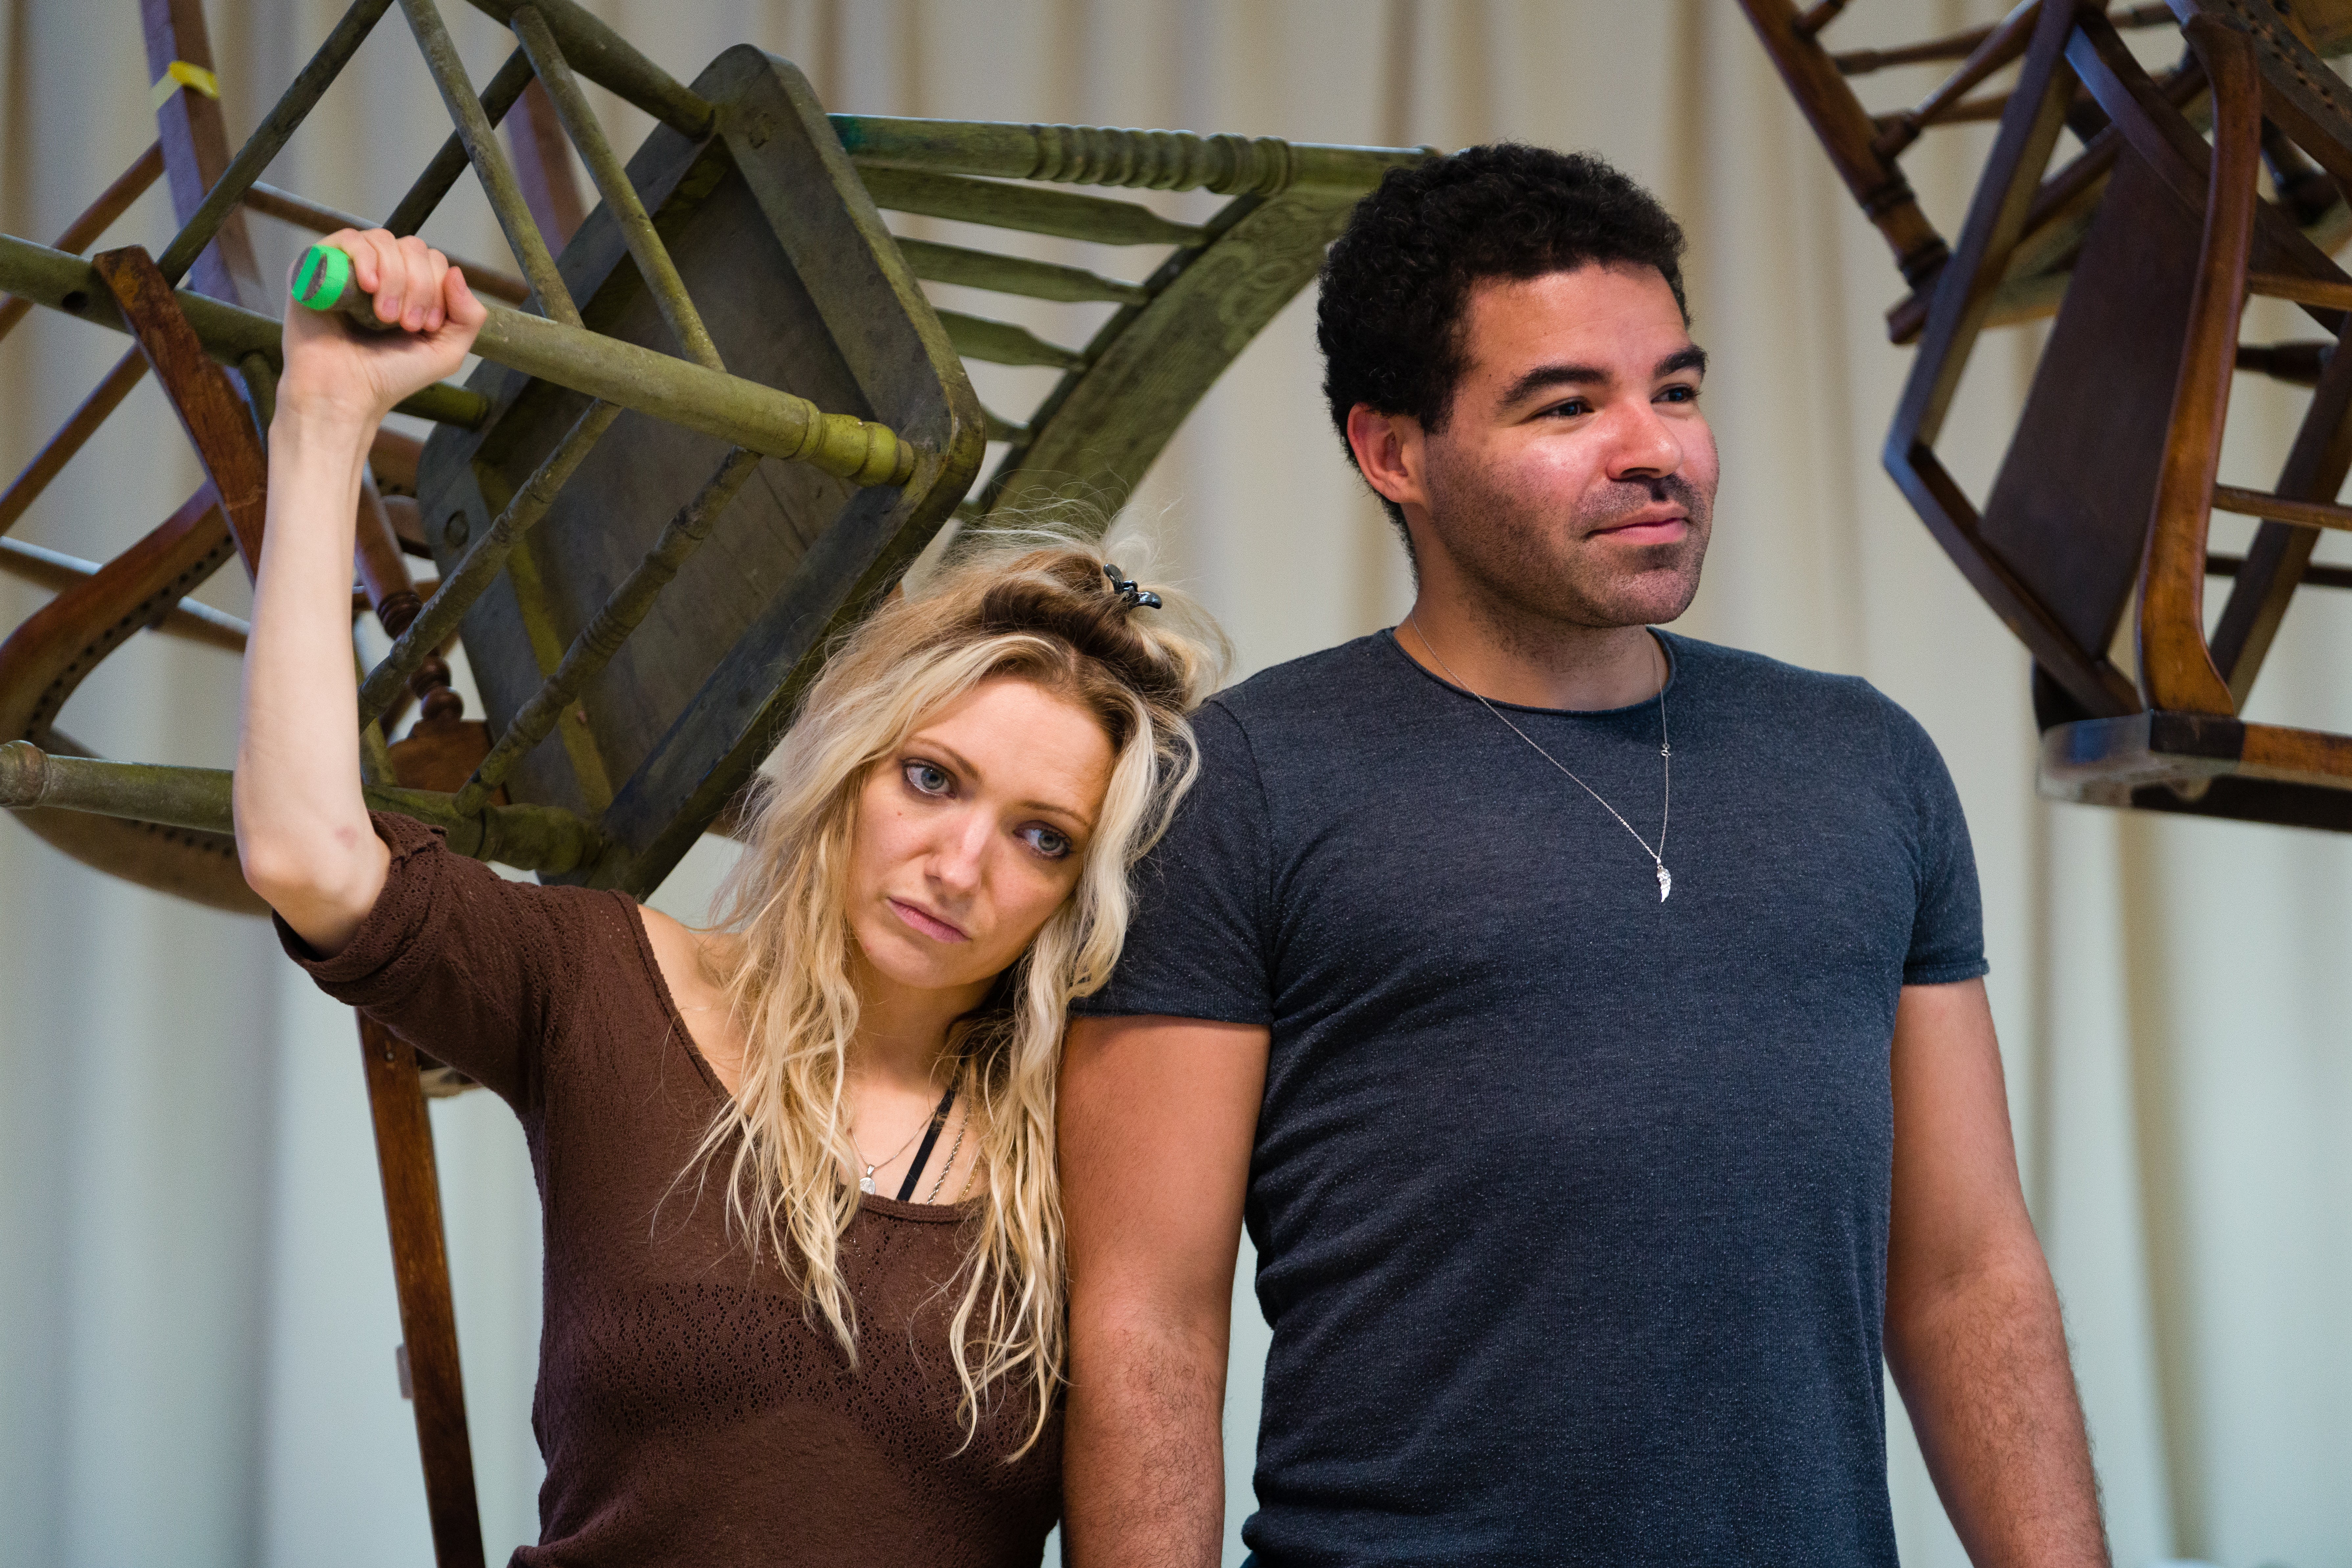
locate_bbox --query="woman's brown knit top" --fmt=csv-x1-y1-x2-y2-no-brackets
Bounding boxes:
282,813,1062,1567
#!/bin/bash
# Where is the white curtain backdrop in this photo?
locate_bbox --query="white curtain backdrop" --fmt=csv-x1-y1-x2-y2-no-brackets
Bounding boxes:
3,3,2349,1565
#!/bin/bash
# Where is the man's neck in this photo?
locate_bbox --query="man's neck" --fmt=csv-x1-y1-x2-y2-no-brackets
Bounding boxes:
1398,593,1664,712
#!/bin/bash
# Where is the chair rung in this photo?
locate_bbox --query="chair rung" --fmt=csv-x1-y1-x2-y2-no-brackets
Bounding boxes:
0,231,487,428
896,237,1146,305
937,310,1087,370
2247,270,2352,312
2211,484,2352,532
0,739,603,875
2235,339,2333,386
239,182,530,304
2206,551,2352,590
860,166,1203,248
0,537,248,650
1793,0,1851,39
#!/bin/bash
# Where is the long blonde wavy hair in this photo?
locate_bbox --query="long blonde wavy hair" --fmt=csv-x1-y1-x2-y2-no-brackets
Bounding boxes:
695,532,1224,1454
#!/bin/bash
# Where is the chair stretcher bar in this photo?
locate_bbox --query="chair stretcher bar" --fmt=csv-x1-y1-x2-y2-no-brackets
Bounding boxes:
0,738,602,875
2,230,916,483
0,232,485,427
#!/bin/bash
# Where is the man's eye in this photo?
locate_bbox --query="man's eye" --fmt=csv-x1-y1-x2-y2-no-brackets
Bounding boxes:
1658,384,1699,404
1020,824,1072,860
904,761,952,796
1548,398,1591,417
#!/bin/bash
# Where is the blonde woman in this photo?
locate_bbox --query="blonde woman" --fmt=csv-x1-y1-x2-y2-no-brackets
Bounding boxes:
237,231,1223,1566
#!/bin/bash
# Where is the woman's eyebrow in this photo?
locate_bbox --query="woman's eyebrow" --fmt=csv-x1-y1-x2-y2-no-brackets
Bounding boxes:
907,736,980,781
1016,793,1097,832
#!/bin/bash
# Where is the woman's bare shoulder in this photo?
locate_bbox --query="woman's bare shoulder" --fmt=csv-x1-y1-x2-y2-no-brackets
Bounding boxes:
635,906,748,1090
632,906,735,998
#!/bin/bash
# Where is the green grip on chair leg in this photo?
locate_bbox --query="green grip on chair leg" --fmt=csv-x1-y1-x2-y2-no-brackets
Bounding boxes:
291,243,400,332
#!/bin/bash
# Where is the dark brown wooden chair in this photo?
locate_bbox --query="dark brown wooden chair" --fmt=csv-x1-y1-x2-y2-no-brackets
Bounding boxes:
1743,0,2352,831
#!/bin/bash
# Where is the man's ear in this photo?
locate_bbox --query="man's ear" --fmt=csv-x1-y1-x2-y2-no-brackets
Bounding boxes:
1345,404,1429,512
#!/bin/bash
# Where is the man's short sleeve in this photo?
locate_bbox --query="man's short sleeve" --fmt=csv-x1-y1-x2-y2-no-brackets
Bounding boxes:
1078,699,1275,1024
1889,705,1990,987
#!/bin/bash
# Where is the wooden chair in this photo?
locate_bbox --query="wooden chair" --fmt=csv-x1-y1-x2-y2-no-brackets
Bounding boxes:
0,4,1425,1560
1742,0,2352,831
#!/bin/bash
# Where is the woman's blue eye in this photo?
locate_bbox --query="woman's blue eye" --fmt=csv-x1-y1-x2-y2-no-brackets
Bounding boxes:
905,761,952,796
1021,824,1072,860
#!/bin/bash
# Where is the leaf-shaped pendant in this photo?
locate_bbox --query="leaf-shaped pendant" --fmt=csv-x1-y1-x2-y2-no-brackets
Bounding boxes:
1656,863,1672,902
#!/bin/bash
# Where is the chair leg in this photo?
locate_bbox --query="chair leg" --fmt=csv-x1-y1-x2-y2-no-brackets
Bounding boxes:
2136,15,2261,716
89,245,269,572
357,1014,488,1568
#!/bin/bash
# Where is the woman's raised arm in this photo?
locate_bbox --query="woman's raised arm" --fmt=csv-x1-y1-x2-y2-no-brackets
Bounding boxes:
235,230,484,955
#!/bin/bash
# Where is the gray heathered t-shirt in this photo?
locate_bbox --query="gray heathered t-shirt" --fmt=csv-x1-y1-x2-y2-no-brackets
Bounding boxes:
1077,628,1987,1568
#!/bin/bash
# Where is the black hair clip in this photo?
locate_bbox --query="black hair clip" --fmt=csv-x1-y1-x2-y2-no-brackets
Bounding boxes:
1103,563,1162,610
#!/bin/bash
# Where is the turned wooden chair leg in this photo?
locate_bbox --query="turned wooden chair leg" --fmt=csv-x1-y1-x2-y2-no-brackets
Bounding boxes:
357,1015,487,1568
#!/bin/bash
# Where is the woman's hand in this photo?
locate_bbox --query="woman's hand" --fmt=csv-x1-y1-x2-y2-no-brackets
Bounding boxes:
278,228,487,430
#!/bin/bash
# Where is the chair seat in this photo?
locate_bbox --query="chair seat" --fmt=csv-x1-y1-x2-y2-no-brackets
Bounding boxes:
2042,711,2352,830
416,47,981,898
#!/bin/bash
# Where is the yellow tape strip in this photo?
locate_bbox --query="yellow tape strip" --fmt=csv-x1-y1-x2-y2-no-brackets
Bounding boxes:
149,61,220,111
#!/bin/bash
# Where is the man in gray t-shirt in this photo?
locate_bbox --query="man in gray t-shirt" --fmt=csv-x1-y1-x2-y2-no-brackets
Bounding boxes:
1058,146,2108,1568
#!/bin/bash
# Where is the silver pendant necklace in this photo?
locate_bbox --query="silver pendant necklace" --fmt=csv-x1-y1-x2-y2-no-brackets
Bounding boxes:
855,1122,925,1195
852,1073,957,1194
1408,616,1674,902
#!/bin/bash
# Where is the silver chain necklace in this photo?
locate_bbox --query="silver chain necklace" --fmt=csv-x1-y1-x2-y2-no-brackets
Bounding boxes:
1408,616,1674,902
925,1108,970,1204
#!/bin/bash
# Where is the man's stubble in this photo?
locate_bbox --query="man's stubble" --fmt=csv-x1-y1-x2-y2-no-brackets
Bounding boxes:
1420,447,1716,661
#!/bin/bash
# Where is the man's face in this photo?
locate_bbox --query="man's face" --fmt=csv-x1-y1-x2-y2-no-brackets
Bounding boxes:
1408,263,1716,632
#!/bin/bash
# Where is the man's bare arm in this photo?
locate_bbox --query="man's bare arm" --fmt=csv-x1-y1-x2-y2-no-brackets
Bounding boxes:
1060,1014,1269,1568
1884,979,2108,1566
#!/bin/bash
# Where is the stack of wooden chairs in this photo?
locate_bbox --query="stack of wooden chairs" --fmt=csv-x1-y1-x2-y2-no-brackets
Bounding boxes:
0,2,1426,1560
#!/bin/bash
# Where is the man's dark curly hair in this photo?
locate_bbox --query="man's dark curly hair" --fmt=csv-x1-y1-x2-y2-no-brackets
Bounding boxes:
1317,144,1689,543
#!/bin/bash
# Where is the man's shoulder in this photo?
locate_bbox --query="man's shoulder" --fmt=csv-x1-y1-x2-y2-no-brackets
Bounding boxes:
1198,632,1404,739
1665,632,1948,780
1667,631,1912,725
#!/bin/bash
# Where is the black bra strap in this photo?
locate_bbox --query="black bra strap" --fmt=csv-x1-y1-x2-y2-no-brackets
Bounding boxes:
895,1081,960,1202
